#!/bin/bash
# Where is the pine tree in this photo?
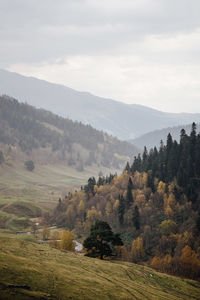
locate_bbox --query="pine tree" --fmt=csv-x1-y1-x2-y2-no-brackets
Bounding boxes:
83,220,123,259
142,146,148,171
126,177,133,208
118,195,125,225
132,205,140,230
124,161,131,173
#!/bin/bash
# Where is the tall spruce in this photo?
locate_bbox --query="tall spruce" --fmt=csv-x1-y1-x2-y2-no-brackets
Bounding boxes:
118,195,125,225
126,177,134,208
132,205,140,230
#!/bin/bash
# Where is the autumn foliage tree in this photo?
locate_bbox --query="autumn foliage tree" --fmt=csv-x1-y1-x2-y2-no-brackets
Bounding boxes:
60,231,75,252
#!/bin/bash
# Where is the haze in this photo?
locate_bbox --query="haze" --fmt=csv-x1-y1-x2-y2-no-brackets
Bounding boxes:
0,0,200,113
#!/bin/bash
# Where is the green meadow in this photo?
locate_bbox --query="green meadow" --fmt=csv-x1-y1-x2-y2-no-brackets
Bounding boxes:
0,162,116,230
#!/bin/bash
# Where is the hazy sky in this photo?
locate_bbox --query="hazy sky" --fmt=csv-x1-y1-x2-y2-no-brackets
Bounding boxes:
1,0,200,113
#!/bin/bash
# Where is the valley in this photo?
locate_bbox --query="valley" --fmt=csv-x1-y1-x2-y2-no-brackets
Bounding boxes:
0,161,116,231
0,88,200,300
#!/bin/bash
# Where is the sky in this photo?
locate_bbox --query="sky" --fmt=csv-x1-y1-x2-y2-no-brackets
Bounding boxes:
0,0,200,113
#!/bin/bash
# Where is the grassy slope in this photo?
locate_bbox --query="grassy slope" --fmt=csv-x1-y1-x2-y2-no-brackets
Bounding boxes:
0,162,116,230
0,233,200,300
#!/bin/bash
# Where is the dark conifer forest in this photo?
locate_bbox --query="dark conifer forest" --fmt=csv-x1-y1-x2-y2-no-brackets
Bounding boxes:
131,123,200,207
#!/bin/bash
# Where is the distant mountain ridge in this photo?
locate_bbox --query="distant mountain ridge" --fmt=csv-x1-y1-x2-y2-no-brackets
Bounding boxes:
131,123,200,150
0,69,200,140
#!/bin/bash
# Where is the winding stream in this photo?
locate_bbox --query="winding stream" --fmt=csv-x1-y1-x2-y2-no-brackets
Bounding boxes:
16,224,83,252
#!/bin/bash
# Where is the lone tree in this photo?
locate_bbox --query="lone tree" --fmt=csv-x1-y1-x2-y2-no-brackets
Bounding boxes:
83,220,123,259
60,230,75,252
0,151,4,164
25,160,35,171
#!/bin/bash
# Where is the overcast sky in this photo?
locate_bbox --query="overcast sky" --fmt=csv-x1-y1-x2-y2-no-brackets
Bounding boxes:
1,0,200,113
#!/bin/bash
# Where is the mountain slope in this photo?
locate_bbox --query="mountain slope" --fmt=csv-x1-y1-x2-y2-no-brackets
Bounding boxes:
52,126,200,280
132,123,200,149
0,95,137,169
0,232,199,300
1,69,200,140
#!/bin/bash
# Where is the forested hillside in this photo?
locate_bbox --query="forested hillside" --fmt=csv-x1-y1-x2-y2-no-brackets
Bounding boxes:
0,95,138,169
52,124,200,280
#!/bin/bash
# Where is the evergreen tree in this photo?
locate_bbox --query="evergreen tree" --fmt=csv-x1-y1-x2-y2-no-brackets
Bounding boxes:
132,206,140,230
83,220,123,259
142,146,148,171
126,177,134,208
118,195,125,225
84,177,96,198
0,151,4,164
124,161,131,173
24,160,35,171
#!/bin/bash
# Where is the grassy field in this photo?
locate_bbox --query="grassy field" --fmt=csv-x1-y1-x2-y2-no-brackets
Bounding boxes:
0,162,117,230
0,232,200,300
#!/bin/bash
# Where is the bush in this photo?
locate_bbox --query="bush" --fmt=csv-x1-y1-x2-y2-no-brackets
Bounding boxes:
24,160,35,171
0,150,4,164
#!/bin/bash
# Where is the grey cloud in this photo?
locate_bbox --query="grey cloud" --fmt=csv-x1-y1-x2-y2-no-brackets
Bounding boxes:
0,0,200,66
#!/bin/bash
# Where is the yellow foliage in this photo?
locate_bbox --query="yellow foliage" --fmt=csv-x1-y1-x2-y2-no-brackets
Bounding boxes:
135,193,146,206
163,254,172,265
78,199,85,214
94,185,99,194
151,256,163,270
181,245,199,264
131,237,145,262
42,226,50,240
165,205,174,218
113,199,119,212
142,172,148,187
87,207,101,222
164,193,176,217
60,231,75,252
105,201,113,216
168,193,176,208
160,220,177,236
157,181,166,195
168,183,175,194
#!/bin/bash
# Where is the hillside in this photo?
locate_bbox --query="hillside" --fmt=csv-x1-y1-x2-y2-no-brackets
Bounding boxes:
52,124,200,280
0,95,137,169
132,123,200,149
0,232,200,300
1,69,200,140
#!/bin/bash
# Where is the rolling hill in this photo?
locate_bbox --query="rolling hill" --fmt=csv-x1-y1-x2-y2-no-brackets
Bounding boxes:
1,69,200,140
0,232,199,300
